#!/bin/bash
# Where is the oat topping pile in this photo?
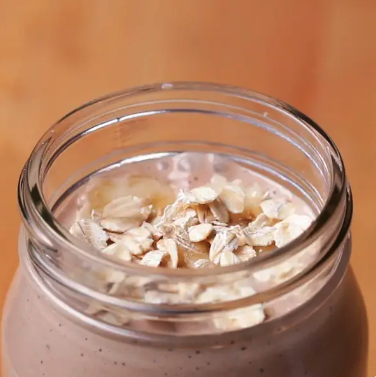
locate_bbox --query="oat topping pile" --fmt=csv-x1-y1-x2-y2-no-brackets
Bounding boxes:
69,174,313,270
68,172,316,330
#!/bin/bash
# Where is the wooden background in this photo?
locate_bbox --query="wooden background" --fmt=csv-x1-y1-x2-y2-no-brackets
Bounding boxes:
0,0,375,375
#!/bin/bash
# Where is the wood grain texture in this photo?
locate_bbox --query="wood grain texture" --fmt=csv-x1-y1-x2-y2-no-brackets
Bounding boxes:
0,0,375,374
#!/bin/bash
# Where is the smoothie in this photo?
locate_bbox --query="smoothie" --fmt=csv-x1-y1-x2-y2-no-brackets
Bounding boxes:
1,153,368,376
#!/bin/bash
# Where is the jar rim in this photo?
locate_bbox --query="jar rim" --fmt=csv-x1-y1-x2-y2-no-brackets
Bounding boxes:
18,82,351,278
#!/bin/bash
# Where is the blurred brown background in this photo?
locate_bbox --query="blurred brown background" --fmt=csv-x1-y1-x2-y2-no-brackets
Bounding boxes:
0,0,375,375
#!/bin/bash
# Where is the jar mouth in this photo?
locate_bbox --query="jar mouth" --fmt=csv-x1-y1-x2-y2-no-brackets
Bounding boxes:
18,82,352,313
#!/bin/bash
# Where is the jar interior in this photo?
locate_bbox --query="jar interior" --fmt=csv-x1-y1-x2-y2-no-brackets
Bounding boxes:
21,85,347,340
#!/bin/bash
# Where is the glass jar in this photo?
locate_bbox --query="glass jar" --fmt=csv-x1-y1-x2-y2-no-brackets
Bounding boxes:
2,83,368,377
